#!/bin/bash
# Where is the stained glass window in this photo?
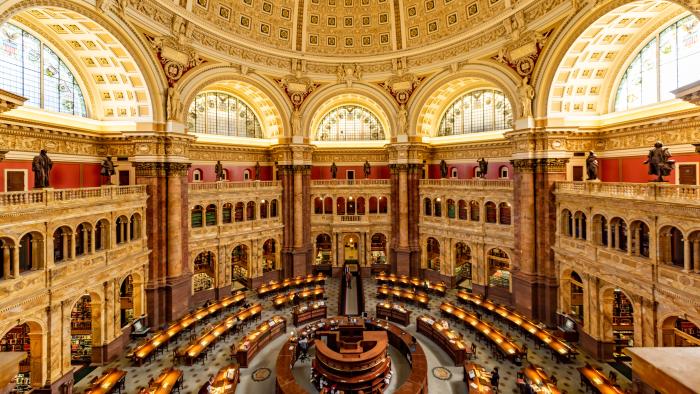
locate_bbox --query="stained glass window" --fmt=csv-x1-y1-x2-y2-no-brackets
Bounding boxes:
0,23,86,117
316,105,385,141
186,91,263,137
438,89,513,136
614,14,700,112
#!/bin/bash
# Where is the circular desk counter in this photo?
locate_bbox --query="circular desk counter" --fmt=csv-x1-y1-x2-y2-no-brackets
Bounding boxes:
275,317,428,394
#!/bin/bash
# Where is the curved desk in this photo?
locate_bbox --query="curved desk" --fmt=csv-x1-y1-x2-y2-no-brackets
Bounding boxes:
275,317,428,394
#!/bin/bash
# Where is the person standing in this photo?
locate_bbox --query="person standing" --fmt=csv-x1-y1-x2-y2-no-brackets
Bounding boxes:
490,367,500,392
346,270,352,289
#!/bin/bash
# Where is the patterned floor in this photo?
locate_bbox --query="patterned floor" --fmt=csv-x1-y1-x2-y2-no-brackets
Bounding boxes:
74,276,631,393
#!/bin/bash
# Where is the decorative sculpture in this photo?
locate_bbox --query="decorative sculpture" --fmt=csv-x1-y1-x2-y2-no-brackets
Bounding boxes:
331,162,338,179
100,156,116,185
440,160,448,179
586,151,599,181
644,141,675,182
397,106,408,135
291,109,302,137
32,149,53,189
254,162,261,180
363,160,371,178
215,160,225,181
518,76,535,118
166,86,183,121
477,158,489,178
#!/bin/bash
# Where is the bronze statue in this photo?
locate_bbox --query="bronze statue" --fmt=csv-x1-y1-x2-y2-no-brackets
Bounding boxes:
477,158,489,178
644,141,675,182
254,161,261,180
440,160,448,178
32,149,53,189
586,151,599,181
363,160,371,178
330,162,338,179
215,160,225,181
100,156,116,185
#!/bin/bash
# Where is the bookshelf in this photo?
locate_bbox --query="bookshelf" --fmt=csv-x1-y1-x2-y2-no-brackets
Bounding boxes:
71,297,93,364
612,290,634,356
193,272,214,293
674,319,700,346
1,324,31,375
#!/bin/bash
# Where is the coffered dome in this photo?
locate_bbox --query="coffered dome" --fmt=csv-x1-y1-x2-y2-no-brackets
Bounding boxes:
190,0,509,58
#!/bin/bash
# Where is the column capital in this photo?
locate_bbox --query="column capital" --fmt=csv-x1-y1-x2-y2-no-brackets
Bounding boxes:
510,158,569,174
134,162,191,177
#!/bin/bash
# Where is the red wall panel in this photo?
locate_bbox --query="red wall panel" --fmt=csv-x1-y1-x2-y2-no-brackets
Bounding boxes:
600,154,700,184
428,162,513,179
0,160,102,192
188,164,274,182
311,165,390,180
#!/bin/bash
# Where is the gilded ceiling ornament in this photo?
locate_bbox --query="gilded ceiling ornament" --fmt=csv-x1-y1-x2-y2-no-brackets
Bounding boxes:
491,30,551,77
336,64,362,87
277,61,319,110
147,35,204,86
382,58,423,106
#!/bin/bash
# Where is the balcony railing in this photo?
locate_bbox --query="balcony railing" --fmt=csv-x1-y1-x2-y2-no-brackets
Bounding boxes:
0,185,146,211
311,179,391,186
189,180,280,192
555,182,700,203
419,179,513,189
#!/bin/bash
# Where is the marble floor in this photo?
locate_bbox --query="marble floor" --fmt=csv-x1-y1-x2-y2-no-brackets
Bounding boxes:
74,276,631,393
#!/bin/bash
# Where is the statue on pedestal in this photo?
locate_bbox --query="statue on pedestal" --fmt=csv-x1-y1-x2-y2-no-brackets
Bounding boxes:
330,162,338,179
440,160,448,179
363,160,371,178
32,149,53,189
586,151,599,181
100,156,116,185
254,161,261,180
215,160,225,181
477,158,489,178
644,141,675,182
518,76,535,118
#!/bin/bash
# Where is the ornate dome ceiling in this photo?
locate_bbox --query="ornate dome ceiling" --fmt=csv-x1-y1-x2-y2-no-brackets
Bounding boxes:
188,0,510,58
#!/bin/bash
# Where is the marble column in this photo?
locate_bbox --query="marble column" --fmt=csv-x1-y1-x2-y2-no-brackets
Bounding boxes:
3,246,10,279
12,244,20,277
694,240,700,273
90,228,96,254
683,237,691,272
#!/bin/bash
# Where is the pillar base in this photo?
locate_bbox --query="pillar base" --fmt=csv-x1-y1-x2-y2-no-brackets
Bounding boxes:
33,370,73,394
392,248,410,276
292,249,311,277
92,328,130,364
578,329,614,360
511,270,558,325
471,284,487,297
421,269,456,288
191,288,216,307
166,274,193,323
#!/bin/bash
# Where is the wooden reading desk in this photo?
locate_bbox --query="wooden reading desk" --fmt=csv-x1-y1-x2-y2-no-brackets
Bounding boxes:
376,302,412,326
83,368,127,394
517,365,560,394
578,365,625,394
138,368,183,394
375,273,447,296
464,362,494,393
257,274,326,297
272,287,325,309
377,285,430,308
416,315,470,365
235,315,287,367
201,365,239,394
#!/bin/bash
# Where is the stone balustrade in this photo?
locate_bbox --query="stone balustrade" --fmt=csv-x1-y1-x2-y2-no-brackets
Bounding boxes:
0,185,146,213
555,181,700,203
419,178,513,190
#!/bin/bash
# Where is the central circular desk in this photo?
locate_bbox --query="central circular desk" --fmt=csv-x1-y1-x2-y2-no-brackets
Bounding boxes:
276,316,428,394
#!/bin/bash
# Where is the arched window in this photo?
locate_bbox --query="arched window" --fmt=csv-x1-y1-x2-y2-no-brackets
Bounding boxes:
498,203,511,225
243,169,251,181
451,168,458,178
222,203,233,224
570,271,584,322
485,202,497,223
455,242,472,289
378,196,388,214
260,200,269,219
447,199,456,219
193,251,215,292
315,234,332,265
262,239,277,272
433,198,442,217
314,197,323,214
487,248,511,289
611,217,628,251
192,169,203,182
426,237,440,271
316,105,385,141
246,201,256,220
53,226,73,262
438,89,513,136
324,197,333,214
594,215,608,246
469,201,480,221
347,197,356,215
499,166,509,179
232,245,249,279
130,214,141,240
356,197,365,215
205,204,217,226
337,197,346,215
458,200,468,220
561,209,573,237
234,202,244,222
115,216,128,244
75,223,91,256
0,23,87,117
187,91,263,137
191,205,203,228
271,199,279,217
369,197,378,214
614,15,700,112
370,233,387,264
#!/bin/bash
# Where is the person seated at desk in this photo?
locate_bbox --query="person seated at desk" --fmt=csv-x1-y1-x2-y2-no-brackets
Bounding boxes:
298,336,309,357
198,377,214,394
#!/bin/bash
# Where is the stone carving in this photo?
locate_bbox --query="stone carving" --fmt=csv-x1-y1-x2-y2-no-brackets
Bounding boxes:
440,160,448,179
397,106,408,135
586,151,599,181
215,160,225,181
277,60,319,110
364,161,371,178
382,58,423,106
331,162,338,179
255,162,261,180
32,149,53,189
336,64,362,87
100,156,116,185
518,76,535,117
166,86,183,121
291,109,302,137
644,141,675,182
147,35,204,86
477,158,489,178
